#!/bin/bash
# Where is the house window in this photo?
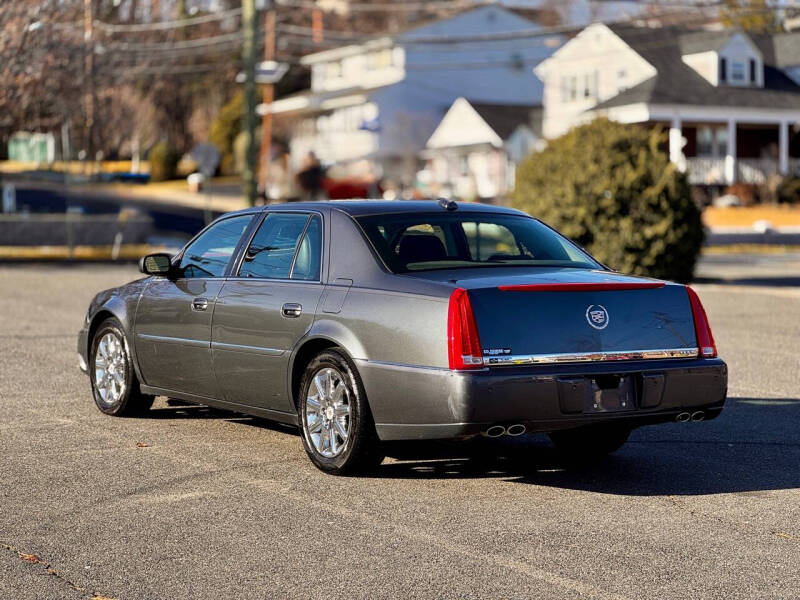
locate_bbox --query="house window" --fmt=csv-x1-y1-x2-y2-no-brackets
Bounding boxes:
560,74,593,103
583,73,592,99
697,127,714,157
697,126,728,158
731,61,745,82
719,57,727,83
749,58,757,83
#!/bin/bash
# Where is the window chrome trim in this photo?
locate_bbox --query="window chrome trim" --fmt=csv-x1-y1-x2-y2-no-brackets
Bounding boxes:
171,212,259,278
484,347,699,366
235,210,324,283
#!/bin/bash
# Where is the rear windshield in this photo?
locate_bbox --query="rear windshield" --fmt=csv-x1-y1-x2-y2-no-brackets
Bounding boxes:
355,212,600,273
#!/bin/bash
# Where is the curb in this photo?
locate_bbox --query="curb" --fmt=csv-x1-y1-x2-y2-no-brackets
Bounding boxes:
0,244,166,261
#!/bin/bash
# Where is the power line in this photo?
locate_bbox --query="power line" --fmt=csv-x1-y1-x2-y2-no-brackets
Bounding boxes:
93,7,243,33
274,0,494,12
102,30,246,52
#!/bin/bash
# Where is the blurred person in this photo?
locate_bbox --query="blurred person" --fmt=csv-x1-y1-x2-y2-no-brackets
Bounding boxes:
295,152,325,201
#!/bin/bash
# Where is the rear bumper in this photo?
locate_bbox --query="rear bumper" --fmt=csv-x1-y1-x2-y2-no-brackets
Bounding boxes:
357,357,727,441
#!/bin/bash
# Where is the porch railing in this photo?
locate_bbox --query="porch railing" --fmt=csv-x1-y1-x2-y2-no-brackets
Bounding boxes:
737,158,778,184
685,158,725,185
685,157,783,185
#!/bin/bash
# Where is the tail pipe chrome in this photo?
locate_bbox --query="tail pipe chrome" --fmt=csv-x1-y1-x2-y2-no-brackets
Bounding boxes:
506,424,526,437
691,411,705,422
483,425,506,438
676,412,691,423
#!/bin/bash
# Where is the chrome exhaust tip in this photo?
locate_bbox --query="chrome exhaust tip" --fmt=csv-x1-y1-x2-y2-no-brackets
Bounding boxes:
676,412,691,423
484,425,506,438
691,411,705,422
506,424,526,437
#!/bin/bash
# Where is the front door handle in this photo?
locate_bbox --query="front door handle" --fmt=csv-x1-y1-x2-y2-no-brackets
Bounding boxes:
281,303,302,318
192,297,209,312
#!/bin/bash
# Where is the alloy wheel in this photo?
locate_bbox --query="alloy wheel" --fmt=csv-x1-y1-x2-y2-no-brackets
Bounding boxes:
304,367,351,458
94,332,127,406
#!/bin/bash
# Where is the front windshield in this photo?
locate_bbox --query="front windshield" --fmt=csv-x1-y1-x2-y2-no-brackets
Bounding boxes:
355,212,601,274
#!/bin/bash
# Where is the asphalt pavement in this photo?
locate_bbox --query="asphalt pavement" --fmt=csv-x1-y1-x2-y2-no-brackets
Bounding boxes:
0,262,798,600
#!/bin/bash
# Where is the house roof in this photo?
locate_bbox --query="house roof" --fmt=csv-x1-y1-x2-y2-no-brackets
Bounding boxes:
592,24,800,111
469,102,541,139
772,31,800,67
678,30,735,55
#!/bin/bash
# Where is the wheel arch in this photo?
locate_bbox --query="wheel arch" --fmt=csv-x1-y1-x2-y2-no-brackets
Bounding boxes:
87,299,145,382
87,309,118,355
288,326,366,410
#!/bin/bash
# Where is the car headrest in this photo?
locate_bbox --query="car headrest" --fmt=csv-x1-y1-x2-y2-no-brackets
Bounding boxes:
397,234,447,263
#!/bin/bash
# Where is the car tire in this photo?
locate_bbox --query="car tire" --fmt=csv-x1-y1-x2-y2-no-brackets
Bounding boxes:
297,349,384,475
90,318,154,417
548,424,632,459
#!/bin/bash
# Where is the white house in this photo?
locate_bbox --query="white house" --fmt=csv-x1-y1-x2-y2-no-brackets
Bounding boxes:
267,5,562,189
423,97,541,201
534,23,800,185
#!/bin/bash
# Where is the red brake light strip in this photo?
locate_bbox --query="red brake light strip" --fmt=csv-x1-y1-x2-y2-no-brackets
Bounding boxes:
497,282,665,292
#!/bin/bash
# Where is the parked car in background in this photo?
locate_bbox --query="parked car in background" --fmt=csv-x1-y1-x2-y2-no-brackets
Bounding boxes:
78,200,727,474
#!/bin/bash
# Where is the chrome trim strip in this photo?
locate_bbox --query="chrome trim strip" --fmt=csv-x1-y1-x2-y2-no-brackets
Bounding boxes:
210,341,283,356
485,347,699,366
355,358,449,372
136,333,209,348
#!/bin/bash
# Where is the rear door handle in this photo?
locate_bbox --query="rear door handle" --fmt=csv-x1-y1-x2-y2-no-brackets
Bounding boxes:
281,303,302,318
192,297,209,311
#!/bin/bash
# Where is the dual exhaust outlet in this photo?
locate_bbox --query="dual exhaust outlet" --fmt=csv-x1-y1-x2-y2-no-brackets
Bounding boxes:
486,412,704,436
483,423,526,438
676,411,705,423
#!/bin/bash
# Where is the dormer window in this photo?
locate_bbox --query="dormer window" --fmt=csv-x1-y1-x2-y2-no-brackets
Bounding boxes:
719,57,727,83
749,59,756,82
731,61,745,82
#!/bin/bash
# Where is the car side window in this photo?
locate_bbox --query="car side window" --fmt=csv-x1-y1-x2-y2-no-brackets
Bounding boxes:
239,213,321,280
178,215,253,279
290,215,322,281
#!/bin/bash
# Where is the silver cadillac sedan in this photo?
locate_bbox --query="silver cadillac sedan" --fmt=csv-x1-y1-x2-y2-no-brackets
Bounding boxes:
78,200,727,474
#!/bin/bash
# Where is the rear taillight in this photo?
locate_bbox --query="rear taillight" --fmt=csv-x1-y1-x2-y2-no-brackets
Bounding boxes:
447,288,484,369
686,286,717,358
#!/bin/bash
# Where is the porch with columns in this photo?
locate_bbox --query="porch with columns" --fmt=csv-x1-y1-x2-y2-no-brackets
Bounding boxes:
666,114,800,185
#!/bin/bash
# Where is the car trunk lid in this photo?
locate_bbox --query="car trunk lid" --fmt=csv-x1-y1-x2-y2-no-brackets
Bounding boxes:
414,268,698,364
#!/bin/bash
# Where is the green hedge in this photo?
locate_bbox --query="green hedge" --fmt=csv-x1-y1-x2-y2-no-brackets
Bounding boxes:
512,118,703,283
148,141,180,182
209,91,243,175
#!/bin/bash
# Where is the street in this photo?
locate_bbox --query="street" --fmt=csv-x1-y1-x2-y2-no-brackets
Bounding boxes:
1,263,798,600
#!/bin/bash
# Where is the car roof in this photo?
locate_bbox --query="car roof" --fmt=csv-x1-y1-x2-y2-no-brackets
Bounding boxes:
257,199,529,217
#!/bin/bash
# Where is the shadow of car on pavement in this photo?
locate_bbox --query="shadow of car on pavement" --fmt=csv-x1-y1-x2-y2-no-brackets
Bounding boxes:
146,396,800,496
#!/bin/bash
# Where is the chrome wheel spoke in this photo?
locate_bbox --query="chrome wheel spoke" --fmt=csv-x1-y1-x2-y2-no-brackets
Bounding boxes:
329,422,339,454
334,403,349,417
307,416,323,434
314,374,326,401
334,418,348,440
306,396,321,411
317,425,328,453
332,382,345,403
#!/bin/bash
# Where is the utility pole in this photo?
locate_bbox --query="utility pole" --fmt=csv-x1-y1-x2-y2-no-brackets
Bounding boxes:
84,0,94,175
242,0,259,205
258,5,276,198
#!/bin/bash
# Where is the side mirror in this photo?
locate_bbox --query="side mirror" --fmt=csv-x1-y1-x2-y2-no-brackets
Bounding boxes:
139,253,173,276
